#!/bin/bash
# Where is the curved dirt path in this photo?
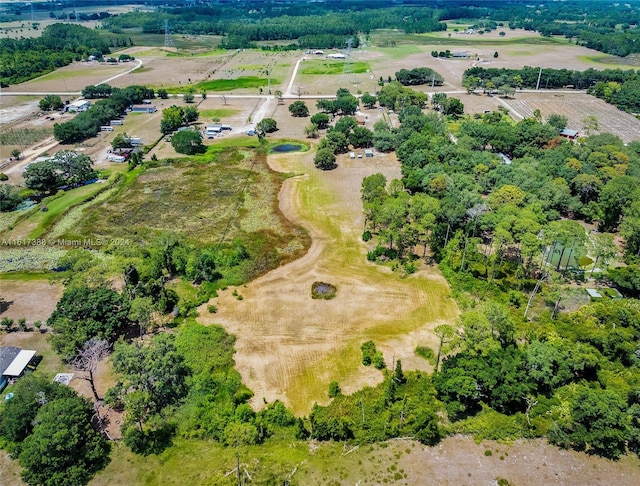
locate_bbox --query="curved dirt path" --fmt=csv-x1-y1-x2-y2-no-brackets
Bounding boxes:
199,150,458,415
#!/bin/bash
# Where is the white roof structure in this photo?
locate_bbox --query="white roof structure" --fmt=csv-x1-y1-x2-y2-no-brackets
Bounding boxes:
3,350,36,377
586,288,602,298
53,373,75,386
69,99,90,108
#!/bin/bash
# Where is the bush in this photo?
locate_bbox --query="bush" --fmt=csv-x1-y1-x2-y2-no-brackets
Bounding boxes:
415,346,436,365
0,173,8,181
328,381,341,398
362,230,372,241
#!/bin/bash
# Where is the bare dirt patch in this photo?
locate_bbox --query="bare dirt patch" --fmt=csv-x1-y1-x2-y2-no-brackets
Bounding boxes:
0,278,63,323
498,92,640,143
199,148,458,415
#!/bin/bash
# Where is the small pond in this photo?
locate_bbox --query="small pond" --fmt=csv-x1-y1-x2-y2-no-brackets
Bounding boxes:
270,143,304,153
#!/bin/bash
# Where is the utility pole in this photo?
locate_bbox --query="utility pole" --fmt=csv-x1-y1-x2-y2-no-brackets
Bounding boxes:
267,69,271,95
536,66,543,90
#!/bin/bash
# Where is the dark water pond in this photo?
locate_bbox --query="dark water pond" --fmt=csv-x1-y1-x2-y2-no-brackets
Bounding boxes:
271,143,303,153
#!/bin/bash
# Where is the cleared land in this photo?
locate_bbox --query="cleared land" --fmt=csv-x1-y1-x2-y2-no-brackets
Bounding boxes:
199,148,459,415
83,435,640,486
0,274,63,323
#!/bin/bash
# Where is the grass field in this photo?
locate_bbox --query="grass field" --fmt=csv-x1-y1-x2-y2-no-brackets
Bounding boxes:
203,149,459,415
195,76,278,91
199,108,240,119
301,60,371,75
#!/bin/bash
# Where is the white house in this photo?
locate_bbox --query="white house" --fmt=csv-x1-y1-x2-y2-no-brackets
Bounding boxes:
65,99,91,113
327,53,346,60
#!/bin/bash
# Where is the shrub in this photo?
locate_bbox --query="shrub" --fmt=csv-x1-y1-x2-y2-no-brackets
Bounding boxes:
328,381,341,398
362,230,372,241
0,173,8,181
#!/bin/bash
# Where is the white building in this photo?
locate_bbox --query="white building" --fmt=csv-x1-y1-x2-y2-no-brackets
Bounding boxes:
65,99,91,113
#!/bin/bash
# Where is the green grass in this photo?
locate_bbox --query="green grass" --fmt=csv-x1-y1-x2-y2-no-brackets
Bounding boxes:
25,184,112,239
0,272,53,282
30,65,124,82
199,108,239,119
163,76,278,93
371,29,567,47
370,45,422,60
301,60,370,75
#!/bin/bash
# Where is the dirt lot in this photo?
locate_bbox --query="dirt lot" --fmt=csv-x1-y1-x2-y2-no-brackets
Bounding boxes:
0,277,63,323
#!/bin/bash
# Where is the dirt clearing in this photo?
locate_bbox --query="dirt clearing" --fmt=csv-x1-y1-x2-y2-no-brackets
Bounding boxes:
0,276,63,323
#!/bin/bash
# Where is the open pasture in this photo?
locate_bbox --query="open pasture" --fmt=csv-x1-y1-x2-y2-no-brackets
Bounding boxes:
200,148,459,415
1,62,129,93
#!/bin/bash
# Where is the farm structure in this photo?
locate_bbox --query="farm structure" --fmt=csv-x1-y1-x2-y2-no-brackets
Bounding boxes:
65,99,91,113
0,346,37,391
130,104,157,113
560,128,580,140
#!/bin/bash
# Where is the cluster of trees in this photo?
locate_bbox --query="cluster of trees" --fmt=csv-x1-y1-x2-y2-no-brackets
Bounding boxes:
171,129,205,155
54,84,153,144
433,298,640,459
0,24,128,86
464,66,639,91
376,81,428,111
395,67,444,87
590,78,640,114
0,374,111,486
38,94,64,112
160,104,199,134
312,89,376,170
23,151,97,194
362,106,640,274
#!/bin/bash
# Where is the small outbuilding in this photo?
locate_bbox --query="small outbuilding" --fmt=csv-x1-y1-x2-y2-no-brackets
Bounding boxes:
364,149,374,157
327,53,346,60
0,346,37,391
560,128,579,140
130,105,157,113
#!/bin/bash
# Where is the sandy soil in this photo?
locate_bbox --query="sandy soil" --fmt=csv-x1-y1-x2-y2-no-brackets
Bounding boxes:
0,279,63,323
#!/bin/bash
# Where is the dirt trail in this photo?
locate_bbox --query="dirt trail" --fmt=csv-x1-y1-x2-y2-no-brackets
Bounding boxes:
199,150,458,414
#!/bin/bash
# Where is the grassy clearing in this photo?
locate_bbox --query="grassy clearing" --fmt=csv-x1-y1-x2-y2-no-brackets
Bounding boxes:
199,108,239,119
301,60,370,75
371,29,566,47
577,54,640,68
370,45,423,59
195,76,277,91
29,66,124,83
68,147,307,273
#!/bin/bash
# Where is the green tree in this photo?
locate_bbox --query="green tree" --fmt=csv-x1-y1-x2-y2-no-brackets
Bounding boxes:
18,396,111,486
361,92,377,108
160,105,184,134
328,381,341,398
39,94,64,111
0,374,76,448
183,106,199,124
314,148,337,170
547,113,568,130
111,133,133,150
288,100,309,117
349,126,373,148
256,117,278,134
588,232,618,277
0,184,23,212
48,284,130,360
183,92,195,103
157,89,168,99
310,112,330,128
548,387,630,459
171,129,205,155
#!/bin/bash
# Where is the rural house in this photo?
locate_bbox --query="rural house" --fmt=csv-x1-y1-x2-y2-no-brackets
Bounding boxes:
65,99,91,113
130,104,158,113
